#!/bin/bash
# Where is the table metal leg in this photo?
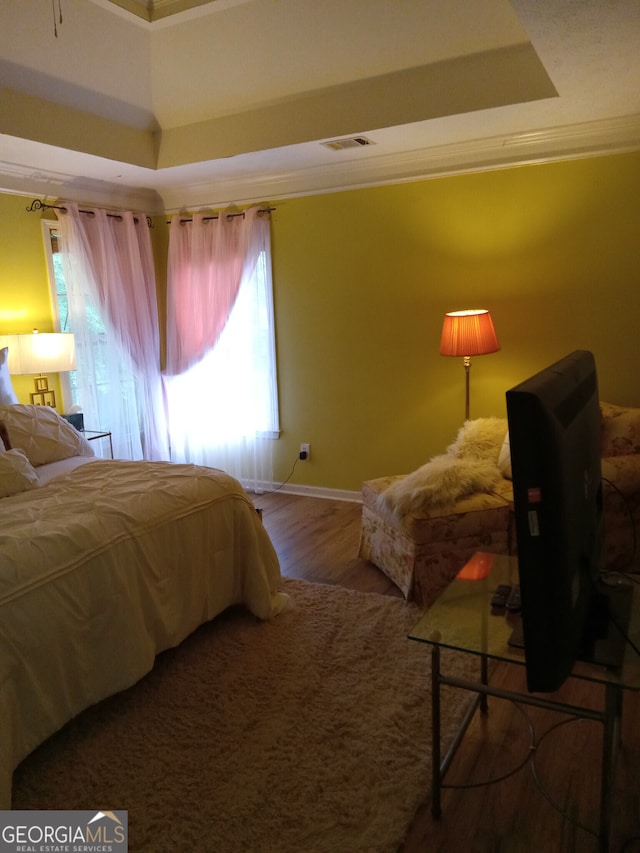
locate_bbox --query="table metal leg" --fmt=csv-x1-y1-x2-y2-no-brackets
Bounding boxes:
599,683,621,852
423,634,624,850
431,643,442,818
480,654,489,714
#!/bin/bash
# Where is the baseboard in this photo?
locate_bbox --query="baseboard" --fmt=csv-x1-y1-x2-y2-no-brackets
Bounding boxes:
252,483,362,503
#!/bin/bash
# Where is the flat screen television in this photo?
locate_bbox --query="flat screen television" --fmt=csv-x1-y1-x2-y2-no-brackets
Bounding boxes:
506,350,632,693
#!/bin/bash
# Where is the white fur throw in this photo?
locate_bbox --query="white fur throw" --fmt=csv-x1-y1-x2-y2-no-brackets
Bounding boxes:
378,417,508,518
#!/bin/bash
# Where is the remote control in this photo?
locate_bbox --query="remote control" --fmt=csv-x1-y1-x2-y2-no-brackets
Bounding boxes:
506,585,522,612
491,584,511,609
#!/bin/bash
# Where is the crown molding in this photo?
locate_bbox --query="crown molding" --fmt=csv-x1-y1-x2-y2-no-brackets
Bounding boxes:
2,113,639,214
159,113,640,211
0,161,163,214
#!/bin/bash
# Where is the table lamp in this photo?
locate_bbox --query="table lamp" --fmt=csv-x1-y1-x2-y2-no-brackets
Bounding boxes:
439,309,499,421
0,330,76,408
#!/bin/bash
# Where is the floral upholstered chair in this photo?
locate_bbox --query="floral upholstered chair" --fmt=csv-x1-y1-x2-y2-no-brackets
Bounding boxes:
600,402,640,571
359,403,640,607
359,417,514,607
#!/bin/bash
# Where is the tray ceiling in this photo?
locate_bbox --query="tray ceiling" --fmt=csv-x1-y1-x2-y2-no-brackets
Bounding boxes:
104,1,225,23
0,0,639,212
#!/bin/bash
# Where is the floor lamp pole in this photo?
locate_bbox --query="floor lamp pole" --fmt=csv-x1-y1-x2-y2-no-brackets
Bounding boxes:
464,356,471,421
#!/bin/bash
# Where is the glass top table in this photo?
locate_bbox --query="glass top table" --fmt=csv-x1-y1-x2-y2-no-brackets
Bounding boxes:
408,552,640,690
407,552,640,853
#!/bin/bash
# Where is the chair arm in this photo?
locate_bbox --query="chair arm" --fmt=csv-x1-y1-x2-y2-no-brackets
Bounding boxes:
600,402,640,458
601,455,640,494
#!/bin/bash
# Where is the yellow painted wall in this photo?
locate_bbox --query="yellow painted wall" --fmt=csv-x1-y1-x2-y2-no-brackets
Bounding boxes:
0,195,62,405
1,149,639,492
270,151,640,490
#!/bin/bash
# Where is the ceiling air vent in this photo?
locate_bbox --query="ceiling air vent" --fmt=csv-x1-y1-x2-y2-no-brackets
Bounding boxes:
322,136,375,151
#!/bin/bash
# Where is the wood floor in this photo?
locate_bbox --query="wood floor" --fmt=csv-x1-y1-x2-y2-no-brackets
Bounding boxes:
254,491,640,853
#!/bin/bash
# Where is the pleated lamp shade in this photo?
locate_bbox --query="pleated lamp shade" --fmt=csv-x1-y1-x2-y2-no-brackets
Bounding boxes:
439,309,500,357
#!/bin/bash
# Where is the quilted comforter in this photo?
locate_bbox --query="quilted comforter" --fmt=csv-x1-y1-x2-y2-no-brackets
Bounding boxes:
0,458,289,808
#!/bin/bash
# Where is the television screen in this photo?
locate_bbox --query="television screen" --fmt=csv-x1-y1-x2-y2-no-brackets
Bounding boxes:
505,350,630,692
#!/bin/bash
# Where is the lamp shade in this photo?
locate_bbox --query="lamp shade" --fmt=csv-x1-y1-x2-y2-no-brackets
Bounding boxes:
0,333,76,374
439,310,500,358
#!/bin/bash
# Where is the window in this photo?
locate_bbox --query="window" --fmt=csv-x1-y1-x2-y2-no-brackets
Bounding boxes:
42,220,143,458
163,238,280,489
43,210,279,483
43,223,73,405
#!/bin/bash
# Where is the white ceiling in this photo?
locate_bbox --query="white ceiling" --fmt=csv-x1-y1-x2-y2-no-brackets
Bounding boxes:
0,0,639,213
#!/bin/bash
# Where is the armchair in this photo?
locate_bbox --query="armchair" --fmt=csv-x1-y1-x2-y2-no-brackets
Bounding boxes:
359,403,640,606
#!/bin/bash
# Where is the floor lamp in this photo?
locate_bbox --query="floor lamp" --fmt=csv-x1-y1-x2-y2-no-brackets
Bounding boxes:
439,309,500,421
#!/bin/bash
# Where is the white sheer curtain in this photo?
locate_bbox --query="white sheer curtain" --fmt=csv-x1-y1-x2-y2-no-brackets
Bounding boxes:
56,203,169,461
163,207,279,491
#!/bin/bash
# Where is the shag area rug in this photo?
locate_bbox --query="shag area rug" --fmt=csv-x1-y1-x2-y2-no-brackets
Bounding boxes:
12,578,476,853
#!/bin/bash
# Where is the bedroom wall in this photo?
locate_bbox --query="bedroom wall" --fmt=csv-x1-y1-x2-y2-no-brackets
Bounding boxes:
269,150,640,493
0,194,62,405
1,148,639,495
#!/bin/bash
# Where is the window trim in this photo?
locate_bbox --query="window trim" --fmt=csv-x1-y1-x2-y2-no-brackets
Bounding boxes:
42,219,74,411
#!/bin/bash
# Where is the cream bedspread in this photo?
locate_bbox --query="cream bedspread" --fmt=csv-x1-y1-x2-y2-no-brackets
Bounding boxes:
0,459,289,808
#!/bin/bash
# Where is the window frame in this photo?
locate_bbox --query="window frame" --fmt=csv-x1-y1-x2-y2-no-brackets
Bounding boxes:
42,219,75,411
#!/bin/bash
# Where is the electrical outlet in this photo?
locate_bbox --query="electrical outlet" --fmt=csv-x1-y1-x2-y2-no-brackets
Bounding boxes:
299,443,310,461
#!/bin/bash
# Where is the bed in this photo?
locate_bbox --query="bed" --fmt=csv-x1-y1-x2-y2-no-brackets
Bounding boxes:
0,403,290,809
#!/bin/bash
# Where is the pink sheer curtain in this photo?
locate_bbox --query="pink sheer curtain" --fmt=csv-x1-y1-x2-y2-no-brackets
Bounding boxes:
56,203,169,461
163,207,279,490
165,208,264,375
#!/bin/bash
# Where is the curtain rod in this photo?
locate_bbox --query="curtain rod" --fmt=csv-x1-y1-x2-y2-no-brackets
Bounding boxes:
167,207,275,225
26,199,152,228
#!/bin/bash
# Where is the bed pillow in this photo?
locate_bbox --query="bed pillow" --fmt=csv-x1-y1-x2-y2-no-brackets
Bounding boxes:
0,347,18,405
0,448,39,497
0,403,95,466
